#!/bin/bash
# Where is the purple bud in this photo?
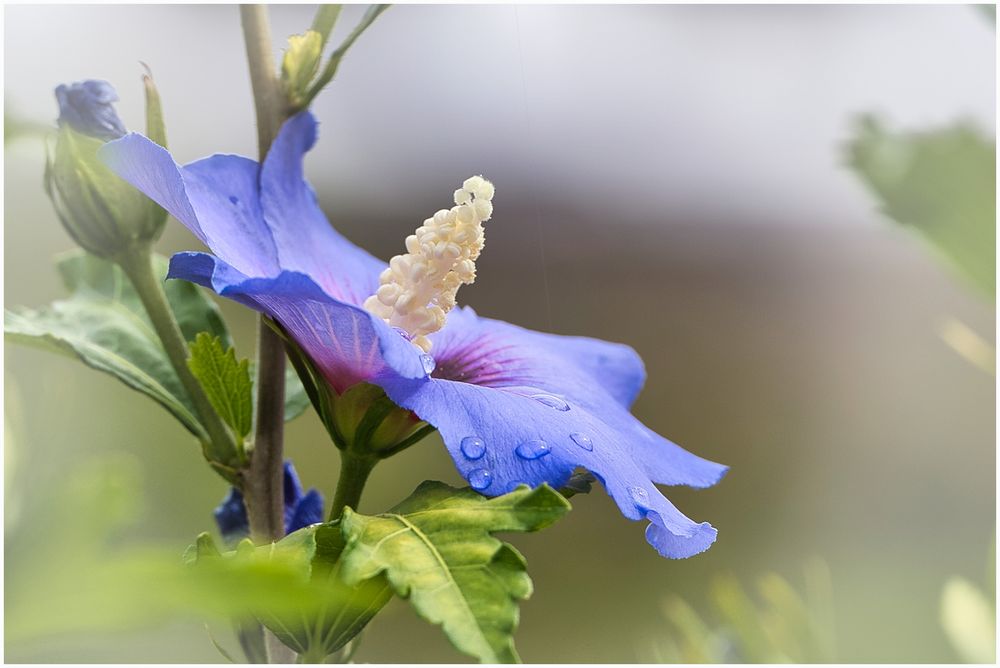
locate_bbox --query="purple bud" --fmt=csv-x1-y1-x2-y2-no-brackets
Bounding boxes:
55,80,126,141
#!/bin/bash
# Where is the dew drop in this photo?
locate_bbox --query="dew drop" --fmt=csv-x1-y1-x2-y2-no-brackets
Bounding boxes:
393,327,413,341
229,195,239,205
530,394,570,411
570,432,593,451
420,353,436,375
468,468,493,491
515,439,550,460
460,436,486,460
628,486,650,509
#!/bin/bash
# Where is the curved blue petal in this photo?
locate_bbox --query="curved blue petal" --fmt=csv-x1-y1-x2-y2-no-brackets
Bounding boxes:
100,112,386,306
261,112,385,306
379,374,718,559
214,487,249,544
426,307,727,489
283,461,306,514
168,252,426,393
100,134,281,277
429,307,646,408
288,489,325,533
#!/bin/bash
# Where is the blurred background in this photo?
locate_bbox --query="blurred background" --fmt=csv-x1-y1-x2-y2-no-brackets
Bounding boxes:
4,4,995,663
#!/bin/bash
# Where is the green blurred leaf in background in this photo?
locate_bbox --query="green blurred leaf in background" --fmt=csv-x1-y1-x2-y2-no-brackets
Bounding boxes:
4,251,230,439
847,116,996,297
647,559,837,663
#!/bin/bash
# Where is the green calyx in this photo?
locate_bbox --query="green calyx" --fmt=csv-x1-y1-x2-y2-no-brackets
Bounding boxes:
281,329,435,460
329,383,433,458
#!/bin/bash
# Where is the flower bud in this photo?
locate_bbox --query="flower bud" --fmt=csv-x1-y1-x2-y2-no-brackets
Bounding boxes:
45,79,167,260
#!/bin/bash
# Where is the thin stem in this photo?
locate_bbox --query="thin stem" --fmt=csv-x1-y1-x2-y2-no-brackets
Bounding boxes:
240,4,289,546
118,247,240,472
241,4,284,155
241,9,295,663
329,452,376,522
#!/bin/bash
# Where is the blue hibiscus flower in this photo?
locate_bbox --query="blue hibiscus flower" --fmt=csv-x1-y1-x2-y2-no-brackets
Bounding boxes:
100,112,727,559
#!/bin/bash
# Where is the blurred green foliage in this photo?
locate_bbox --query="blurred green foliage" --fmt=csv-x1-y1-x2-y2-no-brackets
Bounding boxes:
847,116,996,297
646,560,837,663
941,575,996,663
4,106,51,144
4,456,340,650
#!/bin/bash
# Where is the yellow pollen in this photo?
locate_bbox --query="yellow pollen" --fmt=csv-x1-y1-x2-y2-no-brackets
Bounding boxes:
364,175,495,352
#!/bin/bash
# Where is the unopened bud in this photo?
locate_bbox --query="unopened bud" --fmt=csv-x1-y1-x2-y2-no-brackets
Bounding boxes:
46,78,167,259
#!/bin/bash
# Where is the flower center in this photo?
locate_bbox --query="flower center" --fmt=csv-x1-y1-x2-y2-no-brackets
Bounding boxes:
364,175,495,352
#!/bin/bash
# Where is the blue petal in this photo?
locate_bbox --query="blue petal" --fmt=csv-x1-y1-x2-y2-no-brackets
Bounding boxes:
379,374,719,559
288,489,326,534
55,80,126,141
260,112,385,306
426,307,727,489
168,252,427,393
99,135,281,278
429,307,646,408
100,111,384,306
283,461,306,516
213,487,249,543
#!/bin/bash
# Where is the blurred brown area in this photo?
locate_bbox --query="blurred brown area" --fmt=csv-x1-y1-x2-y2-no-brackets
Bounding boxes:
5,3,994,663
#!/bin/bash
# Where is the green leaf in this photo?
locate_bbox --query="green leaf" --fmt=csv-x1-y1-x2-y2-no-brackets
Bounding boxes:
261,522,393,662
847,116,996,296
299,5,389,110
310,5,343,48
4,251,230,439
188,333,253,442
338,481,571,663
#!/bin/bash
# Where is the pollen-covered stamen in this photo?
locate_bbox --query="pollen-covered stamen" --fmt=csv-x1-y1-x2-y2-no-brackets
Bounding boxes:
364,176,495,353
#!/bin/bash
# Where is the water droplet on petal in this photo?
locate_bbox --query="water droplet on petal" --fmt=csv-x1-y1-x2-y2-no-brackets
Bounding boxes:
460,436,486,460
530,394,570,411
420,353,436,375
229,195,239,205
628,486,650,509
570,432,593,451
515,439,550,460
468,468,492,491
393,327,413,341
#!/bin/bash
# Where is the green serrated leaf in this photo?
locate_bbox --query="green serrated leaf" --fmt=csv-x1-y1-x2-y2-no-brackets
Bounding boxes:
5,250,230,439
188,333,253,442
338,481,571,663
847,116,996,297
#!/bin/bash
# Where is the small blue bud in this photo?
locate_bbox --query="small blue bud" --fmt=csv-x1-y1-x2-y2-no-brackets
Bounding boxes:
47,77,167,258
55,80,127,141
